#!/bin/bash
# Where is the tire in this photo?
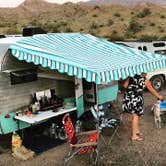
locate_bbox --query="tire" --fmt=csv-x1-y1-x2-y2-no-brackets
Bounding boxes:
150,75,164,91
58,127,67,140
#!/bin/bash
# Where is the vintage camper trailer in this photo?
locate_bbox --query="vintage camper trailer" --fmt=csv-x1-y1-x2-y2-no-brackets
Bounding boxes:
0,34,166,135
0,35,119,135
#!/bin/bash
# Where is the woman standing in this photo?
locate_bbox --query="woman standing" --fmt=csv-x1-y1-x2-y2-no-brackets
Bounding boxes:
122,73,163,141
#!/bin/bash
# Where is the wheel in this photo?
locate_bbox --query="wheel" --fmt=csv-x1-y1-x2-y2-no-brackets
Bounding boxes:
58,127,67,140
150,75,164,91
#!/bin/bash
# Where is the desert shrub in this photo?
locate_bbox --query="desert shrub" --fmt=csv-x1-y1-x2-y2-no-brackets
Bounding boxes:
159,28,164,33
60,21,67,26
107,19,114,26
112,30,117,34
159,27,164,33
6,27,20,34
89,29,96,36
94,5,100,10
138,35,158,41
92,14,98,17
131,11,134,15
0,23,7,27
90,22,98,29
127,20,143,33
114,13,121,17
136,8,151,18
124,32,134,39
29,19,38,26
108,33,125,41
64,26,73,32
158,26,164,33
159,36,166,40
43,22,60,33
0,22,12,27
160,15,165,19
150,23,155,26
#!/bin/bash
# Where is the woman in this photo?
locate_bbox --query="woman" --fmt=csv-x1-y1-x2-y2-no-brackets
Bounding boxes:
122,73,163,141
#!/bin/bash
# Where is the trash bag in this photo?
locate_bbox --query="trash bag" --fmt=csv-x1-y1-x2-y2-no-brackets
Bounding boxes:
12,132,22,151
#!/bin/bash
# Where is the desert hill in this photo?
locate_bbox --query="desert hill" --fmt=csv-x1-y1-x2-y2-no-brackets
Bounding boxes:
0,0,165,41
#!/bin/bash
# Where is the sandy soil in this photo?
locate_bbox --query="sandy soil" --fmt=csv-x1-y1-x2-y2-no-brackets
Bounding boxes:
0,89,166,166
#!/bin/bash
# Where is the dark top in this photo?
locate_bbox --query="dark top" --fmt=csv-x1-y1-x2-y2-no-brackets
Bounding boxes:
122,75,146,116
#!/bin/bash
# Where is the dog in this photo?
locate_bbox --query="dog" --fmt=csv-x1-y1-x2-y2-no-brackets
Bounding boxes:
151,100,161,129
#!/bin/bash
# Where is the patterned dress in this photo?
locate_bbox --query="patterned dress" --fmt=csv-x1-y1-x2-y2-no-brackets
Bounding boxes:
122,75,146,116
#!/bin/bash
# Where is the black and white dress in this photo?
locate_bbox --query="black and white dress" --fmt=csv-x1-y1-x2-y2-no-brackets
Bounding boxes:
122,75,146,116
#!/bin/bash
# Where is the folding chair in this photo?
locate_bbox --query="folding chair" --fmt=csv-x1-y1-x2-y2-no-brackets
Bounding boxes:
62,113,99,165
90,105,120,146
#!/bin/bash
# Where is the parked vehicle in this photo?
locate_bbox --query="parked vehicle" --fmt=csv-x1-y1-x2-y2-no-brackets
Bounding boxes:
116,41,166,91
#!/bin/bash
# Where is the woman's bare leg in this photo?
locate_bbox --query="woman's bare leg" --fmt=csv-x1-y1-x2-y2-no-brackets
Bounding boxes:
131,113,142,140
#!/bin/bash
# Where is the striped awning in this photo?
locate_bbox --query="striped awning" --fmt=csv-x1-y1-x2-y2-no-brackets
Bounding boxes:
9,33,166,84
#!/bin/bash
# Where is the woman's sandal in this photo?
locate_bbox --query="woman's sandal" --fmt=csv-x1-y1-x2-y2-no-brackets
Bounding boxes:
136,133,143,137
131,136,144,142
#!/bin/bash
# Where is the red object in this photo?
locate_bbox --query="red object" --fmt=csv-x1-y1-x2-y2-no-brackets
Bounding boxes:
26,111,32,116
4,114,10,118
62,113,98,163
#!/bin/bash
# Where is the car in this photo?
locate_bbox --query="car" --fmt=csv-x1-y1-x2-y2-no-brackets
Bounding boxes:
116,41,166,91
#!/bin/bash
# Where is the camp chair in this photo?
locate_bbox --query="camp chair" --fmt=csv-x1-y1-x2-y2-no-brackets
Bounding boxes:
90,105,120,146
62,113,99,165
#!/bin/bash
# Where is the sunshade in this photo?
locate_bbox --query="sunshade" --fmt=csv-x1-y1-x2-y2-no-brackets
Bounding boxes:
9,33,166,84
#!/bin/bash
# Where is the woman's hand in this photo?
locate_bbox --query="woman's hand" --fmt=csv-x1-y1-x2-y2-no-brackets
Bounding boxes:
145,80,164,101
158,95,164,101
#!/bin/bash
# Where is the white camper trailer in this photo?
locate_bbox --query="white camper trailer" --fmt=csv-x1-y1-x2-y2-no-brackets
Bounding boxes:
116,41,166,91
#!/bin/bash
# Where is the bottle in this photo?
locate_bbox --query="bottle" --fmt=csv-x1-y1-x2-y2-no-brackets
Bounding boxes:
32,103,37,114
36,101,41,111
75,120,82,133
31,93,38,104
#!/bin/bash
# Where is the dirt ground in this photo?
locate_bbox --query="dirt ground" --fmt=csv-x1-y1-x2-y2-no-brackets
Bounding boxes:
0,89,166,166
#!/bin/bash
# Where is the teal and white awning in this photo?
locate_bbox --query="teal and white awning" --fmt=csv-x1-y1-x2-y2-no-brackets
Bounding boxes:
9,33,166,84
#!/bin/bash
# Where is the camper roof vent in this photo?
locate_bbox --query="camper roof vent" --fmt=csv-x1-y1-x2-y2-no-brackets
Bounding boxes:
23,26,47,36
0,34,6,38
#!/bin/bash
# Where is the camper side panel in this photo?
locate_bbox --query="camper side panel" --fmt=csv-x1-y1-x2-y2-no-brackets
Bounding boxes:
0,72,74,114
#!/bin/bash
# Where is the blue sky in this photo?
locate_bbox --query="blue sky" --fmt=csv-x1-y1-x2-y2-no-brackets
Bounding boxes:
0,0,90,7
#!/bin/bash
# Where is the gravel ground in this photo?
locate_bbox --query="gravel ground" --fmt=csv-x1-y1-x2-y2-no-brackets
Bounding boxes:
0,89,166,166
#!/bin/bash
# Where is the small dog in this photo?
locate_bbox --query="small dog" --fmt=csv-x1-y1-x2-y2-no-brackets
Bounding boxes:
151,100,161,129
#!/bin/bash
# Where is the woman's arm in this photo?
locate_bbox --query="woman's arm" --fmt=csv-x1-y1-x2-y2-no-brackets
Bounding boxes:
145,79,163,101
123,78,129,89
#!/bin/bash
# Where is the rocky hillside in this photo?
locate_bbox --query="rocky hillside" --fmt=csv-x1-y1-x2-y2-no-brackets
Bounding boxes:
0,0,165,41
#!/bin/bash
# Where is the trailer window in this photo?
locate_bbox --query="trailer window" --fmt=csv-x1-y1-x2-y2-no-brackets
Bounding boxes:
153,42,165,47
155,50,166,55
138,46,142,50
143,46,147,51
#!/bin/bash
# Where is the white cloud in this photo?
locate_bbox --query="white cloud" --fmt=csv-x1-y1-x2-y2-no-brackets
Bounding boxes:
0,0,90,7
